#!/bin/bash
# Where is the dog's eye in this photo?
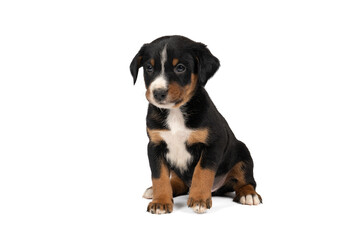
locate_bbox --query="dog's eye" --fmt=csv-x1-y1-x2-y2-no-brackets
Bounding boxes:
145,64,153,73
175,64,186,73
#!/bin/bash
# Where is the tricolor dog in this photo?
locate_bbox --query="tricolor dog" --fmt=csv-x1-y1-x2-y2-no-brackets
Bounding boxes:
130,35,262,214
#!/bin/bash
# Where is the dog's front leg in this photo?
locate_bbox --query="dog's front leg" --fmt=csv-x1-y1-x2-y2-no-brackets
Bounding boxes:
187,150,217,214
147,143,173,214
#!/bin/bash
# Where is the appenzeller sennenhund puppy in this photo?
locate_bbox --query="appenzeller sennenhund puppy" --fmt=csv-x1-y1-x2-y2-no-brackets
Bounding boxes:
130,35,262,214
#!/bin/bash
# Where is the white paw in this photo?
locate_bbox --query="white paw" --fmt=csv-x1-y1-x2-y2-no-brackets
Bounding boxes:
147,202,173,214
240,194,261,205
143,187,153,199
192,204,207,214
153,208,166,214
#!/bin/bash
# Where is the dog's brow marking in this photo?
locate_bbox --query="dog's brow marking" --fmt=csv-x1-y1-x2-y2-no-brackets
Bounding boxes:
148,45,169,107
172,58,179,66
160,45,167,74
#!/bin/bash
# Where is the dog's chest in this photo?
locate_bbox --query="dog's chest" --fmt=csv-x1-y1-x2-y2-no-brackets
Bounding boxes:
160,109,193,172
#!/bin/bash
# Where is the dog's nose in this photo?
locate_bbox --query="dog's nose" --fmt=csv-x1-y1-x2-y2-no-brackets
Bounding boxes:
153,89,168,102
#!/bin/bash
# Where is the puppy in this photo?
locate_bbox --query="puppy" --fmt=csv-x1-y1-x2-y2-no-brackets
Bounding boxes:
130,35,262,214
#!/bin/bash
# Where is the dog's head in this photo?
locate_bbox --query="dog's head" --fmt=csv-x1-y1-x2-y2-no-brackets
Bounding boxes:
130,35,220,109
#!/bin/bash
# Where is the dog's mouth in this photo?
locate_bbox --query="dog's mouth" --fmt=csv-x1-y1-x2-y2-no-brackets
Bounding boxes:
151,100,176,109
154,100,168,106
157,98,183,105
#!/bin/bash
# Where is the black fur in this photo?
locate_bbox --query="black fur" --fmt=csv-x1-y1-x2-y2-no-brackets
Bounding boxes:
130,35,258,195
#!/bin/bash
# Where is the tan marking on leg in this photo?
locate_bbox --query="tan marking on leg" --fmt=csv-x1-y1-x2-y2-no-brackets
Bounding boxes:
143,171,188,199
187,128,209,145
187,155,215,213
227,162,246,186
225,162,262,204
170,171,189,197
148,162,173,214
210,162,245,196
172,58,179,66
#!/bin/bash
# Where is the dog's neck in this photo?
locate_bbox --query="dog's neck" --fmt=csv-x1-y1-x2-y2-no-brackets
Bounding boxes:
147,86,211,129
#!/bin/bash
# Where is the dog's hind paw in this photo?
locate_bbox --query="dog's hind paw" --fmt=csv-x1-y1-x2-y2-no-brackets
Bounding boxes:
143,187,153,199
233,184,262,205
239,194,261,205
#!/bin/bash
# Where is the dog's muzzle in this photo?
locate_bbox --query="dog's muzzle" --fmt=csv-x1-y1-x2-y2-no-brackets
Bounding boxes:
153,88,168,103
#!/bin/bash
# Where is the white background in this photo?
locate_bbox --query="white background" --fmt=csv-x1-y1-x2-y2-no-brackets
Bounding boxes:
1,0,360,239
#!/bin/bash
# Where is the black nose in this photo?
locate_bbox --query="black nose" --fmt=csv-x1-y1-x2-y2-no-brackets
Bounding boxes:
153,89,168,102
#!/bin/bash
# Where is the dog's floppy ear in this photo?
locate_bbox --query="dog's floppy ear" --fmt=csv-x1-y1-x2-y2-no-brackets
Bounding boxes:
130,44,148,85
193,43,220,86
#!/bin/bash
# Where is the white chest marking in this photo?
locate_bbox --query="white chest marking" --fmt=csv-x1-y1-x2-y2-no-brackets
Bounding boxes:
160,108,192,172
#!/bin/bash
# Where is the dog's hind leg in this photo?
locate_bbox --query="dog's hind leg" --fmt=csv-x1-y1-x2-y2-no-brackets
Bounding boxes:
229,160,262,205
213,140,262,205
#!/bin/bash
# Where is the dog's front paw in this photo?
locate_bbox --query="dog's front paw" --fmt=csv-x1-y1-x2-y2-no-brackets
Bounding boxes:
187,197,212,214
147,201,173,214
